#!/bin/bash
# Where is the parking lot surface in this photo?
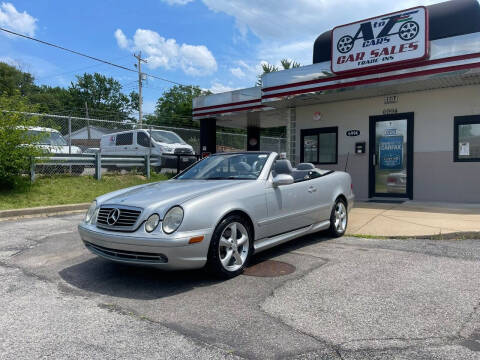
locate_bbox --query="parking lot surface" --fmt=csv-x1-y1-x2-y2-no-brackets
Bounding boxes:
1,214,479,359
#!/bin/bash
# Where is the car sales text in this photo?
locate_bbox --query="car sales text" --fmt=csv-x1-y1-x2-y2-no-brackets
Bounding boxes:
336,41,419,66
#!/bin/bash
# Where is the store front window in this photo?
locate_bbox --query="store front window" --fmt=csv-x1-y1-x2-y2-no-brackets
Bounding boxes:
454,115,480,162
300,127,338,164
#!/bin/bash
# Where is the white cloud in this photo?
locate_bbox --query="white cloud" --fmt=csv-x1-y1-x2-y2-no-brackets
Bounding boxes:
208,81,236,93
114,29,130,49
161,0,194,5
115,28,217,76
0,2,37,36
201,0,444,66
230,67,245,79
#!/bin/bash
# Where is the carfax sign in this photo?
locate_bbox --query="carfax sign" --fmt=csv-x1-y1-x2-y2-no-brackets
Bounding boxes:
379,135,403,170
331,6,428,74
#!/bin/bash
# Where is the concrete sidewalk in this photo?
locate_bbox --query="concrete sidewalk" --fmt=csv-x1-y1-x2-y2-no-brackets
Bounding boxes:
347,201,480,237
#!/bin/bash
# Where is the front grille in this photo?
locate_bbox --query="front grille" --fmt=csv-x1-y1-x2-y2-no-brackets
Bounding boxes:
174,148,193,155
96,206,142,231
84,241,168,263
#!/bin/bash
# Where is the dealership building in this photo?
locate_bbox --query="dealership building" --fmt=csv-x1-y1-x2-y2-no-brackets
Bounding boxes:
193,0,480,202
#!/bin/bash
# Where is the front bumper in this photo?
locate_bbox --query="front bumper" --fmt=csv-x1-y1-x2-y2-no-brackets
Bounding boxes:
78,223,213,270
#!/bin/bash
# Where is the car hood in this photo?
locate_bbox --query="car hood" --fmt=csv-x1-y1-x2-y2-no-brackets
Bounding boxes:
97,179,247,215
37,145,82,154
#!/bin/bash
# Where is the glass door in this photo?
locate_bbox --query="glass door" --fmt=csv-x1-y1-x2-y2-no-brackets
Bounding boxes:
369,113,413,199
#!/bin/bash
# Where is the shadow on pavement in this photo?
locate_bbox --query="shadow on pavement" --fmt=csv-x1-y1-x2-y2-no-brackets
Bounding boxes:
59,230,334,300
59,258,219,300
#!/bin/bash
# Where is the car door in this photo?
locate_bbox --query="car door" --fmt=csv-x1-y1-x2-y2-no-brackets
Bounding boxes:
306,172,334,222
263,175,320,237
115,132,134,156
136,131,151,156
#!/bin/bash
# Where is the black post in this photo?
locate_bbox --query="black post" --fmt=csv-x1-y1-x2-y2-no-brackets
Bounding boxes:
247,126,260,151
199,118,216,156
95,152,101,180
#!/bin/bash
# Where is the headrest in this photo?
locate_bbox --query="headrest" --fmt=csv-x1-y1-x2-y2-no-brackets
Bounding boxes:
274,159,293,175
233,161,251,172
296,163,315,170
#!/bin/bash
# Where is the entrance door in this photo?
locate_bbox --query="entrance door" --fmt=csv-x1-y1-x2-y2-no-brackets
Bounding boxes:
369,113,414,199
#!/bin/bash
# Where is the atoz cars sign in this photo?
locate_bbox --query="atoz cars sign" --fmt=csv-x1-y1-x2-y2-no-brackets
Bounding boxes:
331,6,428,74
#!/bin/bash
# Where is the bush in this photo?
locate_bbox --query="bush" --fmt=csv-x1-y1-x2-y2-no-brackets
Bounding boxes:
0,94,43,189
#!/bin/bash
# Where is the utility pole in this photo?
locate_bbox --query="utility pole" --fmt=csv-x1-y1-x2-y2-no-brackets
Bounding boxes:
134,52,147,128
84,101,91,140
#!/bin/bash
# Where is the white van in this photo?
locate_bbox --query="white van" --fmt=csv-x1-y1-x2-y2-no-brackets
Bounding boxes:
23,126,84,174
25,127,83,155
100,129,195,169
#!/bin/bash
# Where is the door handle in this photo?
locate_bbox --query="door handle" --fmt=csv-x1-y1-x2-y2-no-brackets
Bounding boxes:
308,186,317,193
372,153,376,166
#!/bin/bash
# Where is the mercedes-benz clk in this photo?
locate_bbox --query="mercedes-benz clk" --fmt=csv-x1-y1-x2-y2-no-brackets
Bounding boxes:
78,152,354,278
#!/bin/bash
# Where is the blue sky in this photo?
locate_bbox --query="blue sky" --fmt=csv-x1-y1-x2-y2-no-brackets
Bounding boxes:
0,0,444,114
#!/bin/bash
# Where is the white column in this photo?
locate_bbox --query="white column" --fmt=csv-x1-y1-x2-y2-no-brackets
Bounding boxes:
286,107,296,165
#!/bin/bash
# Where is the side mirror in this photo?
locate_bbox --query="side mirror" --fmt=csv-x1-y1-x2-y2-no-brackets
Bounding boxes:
272,174,294,187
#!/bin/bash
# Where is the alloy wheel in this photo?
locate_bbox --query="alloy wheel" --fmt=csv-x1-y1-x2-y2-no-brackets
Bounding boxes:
218,222,250,272
334,202,347,233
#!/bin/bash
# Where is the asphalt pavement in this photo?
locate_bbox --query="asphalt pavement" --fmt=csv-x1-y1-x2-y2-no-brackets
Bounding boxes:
0,214,479,359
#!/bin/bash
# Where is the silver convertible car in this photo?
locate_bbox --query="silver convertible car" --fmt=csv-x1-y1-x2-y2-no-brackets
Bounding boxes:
78,152,354,278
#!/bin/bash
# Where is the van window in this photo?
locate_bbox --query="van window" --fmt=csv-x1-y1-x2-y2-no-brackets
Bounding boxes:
116,132,133,146
137,132,152,147
151,130,185,144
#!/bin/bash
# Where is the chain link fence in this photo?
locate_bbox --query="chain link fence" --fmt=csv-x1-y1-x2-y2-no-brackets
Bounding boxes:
11,111,285,177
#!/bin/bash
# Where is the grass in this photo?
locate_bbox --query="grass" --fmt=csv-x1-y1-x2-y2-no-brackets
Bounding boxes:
0,173,170,210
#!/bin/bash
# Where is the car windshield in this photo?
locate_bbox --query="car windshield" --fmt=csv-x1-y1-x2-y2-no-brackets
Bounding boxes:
26,130,68,146
150,130,185,144
176,153,270,180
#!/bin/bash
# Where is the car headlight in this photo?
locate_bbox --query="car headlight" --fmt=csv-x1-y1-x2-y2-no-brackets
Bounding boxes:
85,201,97,223
163,146,174,153
145,214,160,233
162,206,184,234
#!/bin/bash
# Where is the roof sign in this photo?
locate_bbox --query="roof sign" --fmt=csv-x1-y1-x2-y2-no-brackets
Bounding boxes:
331,6,428,74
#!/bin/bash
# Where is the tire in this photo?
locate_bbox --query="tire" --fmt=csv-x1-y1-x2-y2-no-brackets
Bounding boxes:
329,198,348,237
398,21,419,41
72,165,84,175
206,215,253,279
337,35,354,53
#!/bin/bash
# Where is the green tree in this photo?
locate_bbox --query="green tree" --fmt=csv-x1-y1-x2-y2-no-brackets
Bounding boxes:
145,85,211,127
28,85,72,114
256,59,301,86
0,94,43,189
0,62,36,97
68,73,138,120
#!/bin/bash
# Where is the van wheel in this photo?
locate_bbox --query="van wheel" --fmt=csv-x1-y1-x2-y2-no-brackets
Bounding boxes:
72,166,84,175
206,215,253,279
329,198,348,237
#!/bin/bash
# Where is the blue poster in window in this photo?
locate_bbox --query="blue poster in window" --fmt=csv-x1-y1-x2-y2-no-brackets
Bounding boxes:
379,135,403,170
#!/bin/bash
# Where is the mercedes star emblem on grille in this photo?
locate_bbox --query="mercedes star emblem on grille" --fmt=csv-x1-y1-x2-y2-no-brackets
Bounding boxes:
107,208,121,225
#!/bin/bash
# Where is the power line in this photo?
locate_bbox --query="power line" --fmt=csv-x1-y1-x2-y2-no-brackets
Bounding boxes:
0,27,188,87
34,55,133,81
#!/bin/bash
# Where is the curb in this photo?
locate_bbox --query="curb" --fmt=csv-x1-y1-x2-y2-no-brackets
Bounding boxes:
0,203,90,219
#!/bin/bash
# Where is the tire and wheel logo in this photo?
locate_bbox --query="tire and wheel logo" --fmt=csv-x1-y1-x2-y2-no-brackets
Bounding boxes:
398,21,419,41
337,35,354,54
